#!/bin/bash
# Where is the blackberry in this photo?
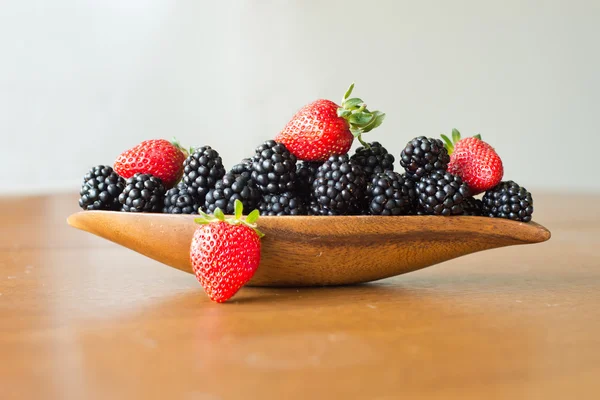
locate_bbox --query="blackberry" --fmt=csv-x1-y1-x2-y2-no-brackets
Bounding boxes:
251,140,297,194
295,161,323,197
258,192,307,216
482,181,534,222
229,158,252,179
119,173,166,212
307,198,327,216
350,141,395,178
416,170,470,216
79,165,124,210
204,172,260,215
182,146,226,204
400,137,450,179
306,198,327,215
312,155,367,215
163,183,201,214
367,171,415,216
403,175,419,210
307,200,337,215
462,197,483,216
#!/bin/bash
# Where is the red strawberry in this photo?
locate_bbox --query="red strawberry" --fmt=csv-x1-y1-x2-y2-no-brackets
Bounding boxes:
190,200,263,303
275,84,385,161
441,129,504,195
114,139,186,189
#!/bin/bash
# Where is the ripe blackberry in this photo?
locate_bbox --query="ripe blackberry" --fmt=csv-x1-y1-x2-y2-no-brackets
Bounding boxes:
119,173,166,212
295,161,322,197
416,170,470,216
229,158,252,179
351,141,395,178
205,172,260,215
312,155,367,215
400,136,450,179
258,192,307,216
482,181,534,222
251,140,297,194
163,183,201,214
367,171,415,216
79,165,124,210
308,200,338,215
307,198,326,215
403,174,419,209
182,146,226,204
462,197,483,216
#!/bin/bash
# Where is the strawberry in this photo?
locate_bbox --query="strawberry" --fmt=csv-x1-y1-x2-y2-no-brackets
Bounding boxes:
114,139,186,189
190,200,263,303
275,84,385,161
441,129,504,195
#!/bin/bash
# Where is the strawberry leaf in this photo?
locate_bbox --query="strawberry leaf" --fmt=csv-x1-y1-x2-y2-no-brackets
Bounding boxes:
194,203,264,239
348,112,374,126
343,98,364,109
440,134,454,154
337,83,385,143
474,133,482,140
246,209,260,224
440,134,453,147
194,217,211,224
452,129,461,143
362,111,385,132
214,208,225,221
234,199,243,220
337,108,352,118
198,210,213,220
343,83,355,102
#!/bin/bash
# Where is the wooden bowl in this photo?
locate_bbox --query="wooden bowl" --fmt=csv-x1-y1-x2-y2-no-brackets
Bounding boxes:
67,211,550,287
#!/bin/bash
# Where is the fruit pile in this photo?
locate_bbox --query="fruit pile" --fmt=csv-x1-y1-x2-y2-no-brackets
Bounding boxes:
79,84,533,223
78,84,537,302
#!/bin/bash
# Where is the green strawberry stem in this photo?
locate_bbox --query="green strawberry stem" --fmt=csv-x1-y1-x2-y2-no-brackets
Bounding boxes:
194,199,264,238
441,129,483,156
336,83,386,148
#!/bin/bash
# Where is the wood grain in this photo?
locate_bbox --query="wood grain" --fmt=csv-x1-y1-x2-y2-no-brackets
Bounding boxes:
66,211,550,286
0,193,598,400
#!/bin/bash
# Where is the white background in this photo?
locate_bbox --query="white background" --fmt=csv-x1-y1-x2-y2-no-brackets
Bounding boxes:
1,0,598,194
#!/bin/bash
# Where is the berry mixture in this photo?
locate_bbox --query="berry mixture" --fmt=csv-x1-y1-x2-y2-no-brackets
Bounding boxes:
78,86,539,302
80,116,531,221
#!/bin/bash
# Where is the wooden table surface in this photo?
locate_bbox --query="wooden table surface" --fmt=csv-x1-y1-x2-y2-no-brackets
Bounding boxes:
0,193,598,399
